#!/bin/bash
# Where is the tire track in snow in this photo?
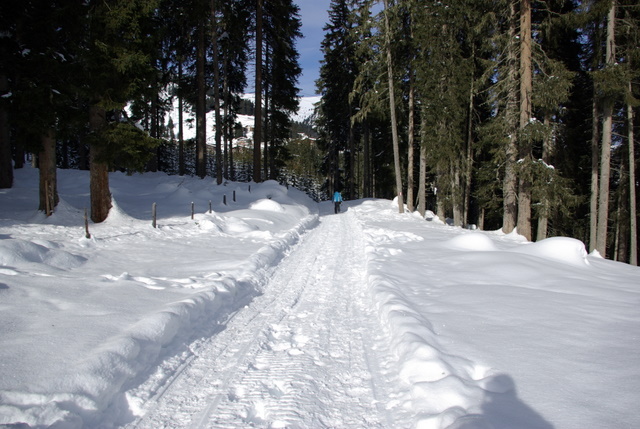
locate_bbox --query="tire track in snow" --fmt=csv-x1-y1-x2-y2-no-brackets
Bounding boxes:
125,209,408,428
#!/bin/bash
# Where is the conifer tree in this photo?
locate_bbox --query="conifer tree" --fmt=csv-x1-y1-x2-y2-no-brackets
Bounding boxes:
317,0,359,195
263,0,302,180
253,0,264,182
82,0,161,222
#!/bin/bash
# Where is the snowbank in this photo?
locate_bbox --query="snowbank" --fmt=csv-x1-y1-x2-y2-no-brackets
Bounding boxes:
0,168,318,428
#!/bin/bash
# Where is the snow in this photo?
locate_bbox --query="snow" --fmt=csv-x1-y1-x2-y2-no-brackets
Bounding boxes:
1,167,639,429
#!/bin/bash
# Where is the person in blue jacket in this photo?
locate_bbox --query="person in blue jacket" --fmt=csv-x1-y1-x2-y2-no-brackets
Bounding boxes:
333,190,343,214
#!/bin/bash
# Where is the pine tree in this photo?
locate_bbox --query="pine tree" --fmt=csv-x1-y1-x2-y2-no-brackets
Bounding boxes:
317,0,361,196
82,0,161,222
263,0,302,181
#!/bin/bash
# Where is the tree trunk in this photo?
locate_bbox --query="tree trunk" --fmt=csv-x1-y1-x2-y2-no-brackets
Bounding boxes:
178,60,185,176
406,71,416,212
223,54,230,181
0,74,12,189
417,137,427,218
363,121,371,198
196,20,207,179
453,165,463,226
517,0,533,241
628,89,637,265
211,0,223,185
89,104,111,223
463,67,475,227
596,0,616,257
418,113,428,218
348,118,355,200
38,129,58,215
589,96,599,252
537,114,553,241
502,0,518,234
383,0,404,213
253,0,263,183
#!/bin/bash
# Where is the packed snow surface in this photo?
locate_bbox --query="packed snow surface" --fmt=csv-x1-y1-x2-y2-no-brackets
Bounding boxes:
1,167,639,429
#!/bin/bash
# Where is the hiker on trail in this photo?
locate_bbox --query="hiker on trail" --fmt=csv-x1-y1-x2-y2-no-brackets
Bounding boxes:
333,190,343,214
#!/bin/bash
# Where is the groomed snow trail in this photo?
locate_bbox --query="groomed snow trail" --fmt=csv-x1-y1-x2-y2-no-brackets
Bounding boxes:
124,208,409,428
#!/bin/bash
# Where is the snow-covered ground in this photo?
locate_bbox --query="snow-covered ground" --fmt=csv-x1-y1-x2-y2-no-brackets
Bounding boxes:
1,167,639,429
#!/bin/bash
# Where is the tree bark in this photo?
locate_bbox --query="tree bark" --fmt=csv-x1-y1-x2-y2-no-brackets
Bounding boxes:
464,66,475,227
211,0,223,185
383,0,404,213
536,114,553,241
89,104,111,223
407,72,416,212
196,19,207,179
589,96,599,252
363,121,371,198
502,0,518,234
38,129,58,215
0,74,12,189
417,135,427,218
628,89,637,266
517,0,533,241
596,0,616,257
253,0,263,183
178,60,185,176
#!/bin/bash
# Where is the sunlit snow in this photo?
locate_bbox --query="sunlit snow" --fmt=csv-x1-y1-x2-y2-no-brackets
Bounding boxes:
0,167,638,429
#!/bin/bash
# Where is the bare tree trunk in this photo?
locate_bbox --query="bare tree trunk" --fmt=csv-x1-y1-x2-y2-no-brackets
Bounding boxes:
517,0,533,241
363,121,371,198
407,72,416,212
417,139,427,218
589,96,599,251
253,0,263,183
349,120,355,199
502,0,518,234
453,165,463,226
537,114,553,241
223,55,230,180
0,74,12,189
211,0,223,185
463,67,475,226
38,129,58,215
596,0,616,257
196,20,207,179
178,60,185,176
89,104,111,223
628,89,637,265
383,0,404,213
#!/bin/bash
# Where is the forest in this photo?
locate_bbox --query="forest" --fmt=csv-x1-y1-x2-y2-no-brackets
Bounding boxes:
318,0,639,265
0,0,638,265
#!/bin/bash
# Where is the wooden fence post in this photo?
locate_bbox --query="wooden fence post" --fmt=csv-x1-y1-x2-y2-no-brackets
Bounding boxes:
84,208,91,239
152,202,157,228
191,202,194,219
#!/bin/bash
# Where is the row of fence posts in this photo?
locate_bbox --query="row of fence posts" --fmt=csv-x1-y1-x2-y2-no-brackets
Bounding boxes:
153,188,242,228
84,186,251,236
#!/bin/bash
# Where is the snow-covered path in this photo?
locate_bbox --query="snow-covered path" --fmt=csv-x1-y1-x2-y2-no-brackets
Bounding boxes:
124,208,409,428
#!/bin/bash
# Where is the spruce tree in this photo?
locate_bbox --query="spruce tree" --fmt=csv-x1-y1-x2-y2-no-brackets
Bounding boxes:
263,0,302,181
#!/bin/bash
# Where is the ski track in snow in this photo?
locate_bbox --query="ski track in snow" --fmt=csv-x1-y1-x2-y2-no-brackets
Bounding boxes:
124,210,411,429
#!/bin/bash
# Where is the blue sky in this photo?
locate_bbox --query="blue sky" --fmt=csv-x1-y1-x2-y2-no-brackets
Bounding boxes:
295,1,331,97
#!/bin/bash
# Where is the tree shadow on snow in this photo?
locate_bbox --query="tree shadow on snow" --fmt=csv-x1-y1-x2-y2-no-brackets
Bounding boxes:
451,374,555,429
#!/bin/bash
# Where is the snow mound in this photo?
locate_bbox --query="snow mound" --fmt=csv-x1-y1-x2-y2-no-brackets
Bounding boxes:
444,233,497,251
249,199,286,213
223,217,257,234
103,199,136,225
0,239,86,269
512,237,589,267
